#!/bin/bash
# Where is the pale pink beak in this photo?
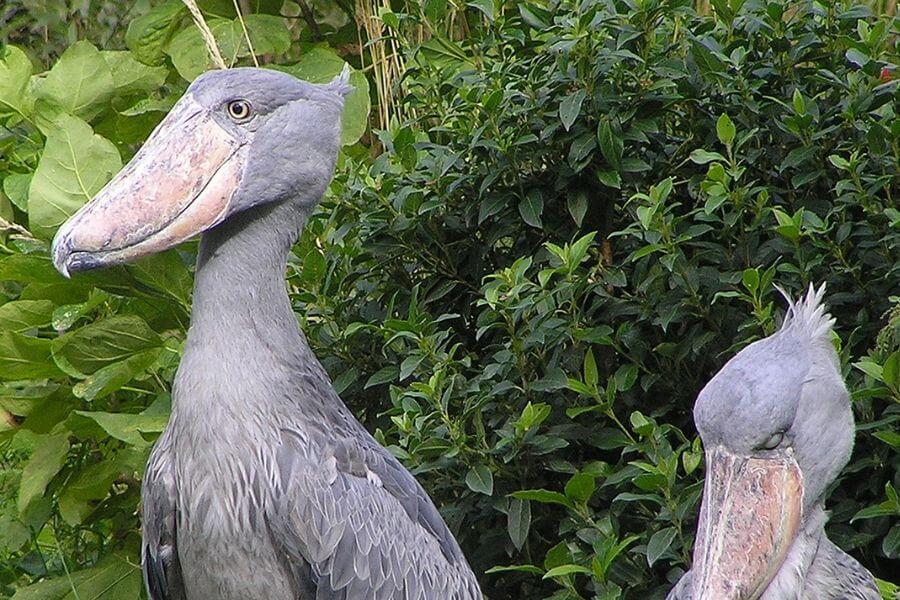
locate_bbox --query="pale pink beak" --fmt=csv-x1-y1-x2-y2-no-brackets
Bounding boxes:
52,95,249,276
690,445,803,600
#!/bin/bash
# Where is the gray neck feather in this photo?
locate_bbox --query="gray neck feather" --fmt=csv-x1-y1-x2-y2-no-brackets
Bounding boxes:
173,199,318,419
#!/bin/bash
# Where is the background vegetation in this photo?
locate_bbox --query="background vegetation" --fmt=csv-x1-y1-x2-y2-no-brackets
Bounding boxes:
0,0,897,598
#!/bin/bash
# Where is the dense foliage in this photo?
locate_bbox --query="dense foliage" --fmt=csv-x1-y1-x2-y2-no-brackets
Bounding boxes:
0,0,897,598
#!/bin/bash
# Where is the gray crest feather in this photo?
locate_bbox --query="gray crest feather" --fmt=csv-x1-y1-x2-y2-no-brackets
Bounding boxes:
325,64,353,98
776,282,835,343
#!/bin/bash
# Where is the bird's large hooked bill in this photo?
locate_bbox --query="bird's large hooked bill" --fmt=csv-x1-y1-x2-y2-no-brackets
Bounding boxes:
52,94,248,276
690,445,803,600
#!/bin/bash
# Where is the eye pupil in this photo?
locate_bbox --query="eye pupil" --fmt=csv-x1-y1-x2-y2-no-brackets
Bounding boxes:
227,100,251,121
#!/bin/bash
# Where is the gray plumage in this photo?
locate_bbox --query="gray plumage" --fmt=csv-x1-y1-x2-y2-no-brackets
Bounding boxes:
53,67,481,600
668,285,879,600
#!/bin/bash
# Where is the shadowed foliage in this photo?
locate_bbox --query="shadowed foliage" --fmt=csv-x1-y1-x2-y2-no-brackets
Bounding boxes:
0,0,897,598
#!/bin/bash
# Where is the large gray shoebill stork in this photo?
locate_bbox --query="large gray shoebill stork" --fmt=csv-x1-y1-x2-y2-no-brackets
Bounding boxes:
668,285,879,600
51,67,482,600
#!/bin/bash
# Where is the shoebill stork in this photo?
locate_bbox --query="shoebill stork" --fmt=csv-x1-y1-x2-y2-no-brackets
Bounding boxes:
667,285,879,600
50,67,482,600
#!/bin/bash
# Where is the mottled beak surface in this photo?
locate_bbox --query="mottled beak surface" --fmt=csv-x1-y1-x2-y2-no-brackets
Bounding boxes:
51,95,248,276
690,446,803,600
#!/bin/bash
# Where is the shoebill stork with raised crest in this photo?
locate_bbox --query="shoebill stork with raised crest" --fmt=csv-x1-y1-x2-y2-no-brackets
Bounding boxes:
668,285,879,600
51,67,482,600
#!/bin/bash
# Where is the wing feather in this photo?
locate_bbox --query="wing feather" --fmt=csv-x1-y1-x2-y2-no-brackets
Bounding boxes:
141,429,186,600
268,428,481,599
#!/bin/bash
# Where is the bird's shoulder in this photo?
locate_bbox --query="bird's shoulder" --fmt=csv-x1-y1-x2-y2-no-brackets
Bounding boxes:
267,425,480,598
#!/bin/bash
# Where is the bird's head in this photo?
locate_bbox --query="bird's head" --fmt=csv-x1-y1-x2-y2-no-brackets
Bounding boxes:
51,67,351,276
688,284,853,600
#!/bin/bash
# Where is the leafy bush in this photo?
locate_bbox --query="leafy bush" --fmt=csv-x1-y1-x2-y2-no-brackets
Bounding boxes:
0,0,898,599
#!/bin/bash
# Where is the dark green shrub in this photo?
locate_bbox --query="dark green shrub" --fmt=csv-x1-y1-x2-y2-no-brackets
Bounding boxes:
0,0,897,598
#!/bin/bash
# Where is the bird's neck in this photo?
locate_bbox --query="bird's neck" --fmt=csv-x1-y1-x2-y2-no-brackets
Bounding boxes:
174,200,318,417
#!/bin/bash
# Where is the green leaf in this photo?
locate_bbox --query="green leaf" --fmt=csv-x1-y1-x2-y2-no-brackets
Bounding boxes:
74,409,169,447
543,564,592,579
690,149,727,164
17,433,69,513
11,554,141,600
565,472,596,504
73,349,162,401
465,465,494,495
28,113,121,239
510,489,573,508
125,0,186,66
882,351,899,389
51,316,162,376
596,169,621,188
567,190,588,226
365,365,398,388
0,332,63,380
0,300,54,333
32,41,116,121
102,51,168,96
716,113,735,146
518,191,543,228
127,251,193,309
3,173,31,212
583,348,598,387
559,90,586,131
597,121,623,171
279,48,372,145
485,564,543,575
507,498,531,550
646,527,677,566
0,46,33,118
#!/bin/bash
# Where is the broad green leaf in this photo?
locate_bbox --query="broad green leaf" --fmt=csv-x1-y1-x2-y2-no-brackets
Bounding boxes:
646,527,677,566
73,349,163,401
280,48,372,145
543,564,592,579
52,315,162,376
2,173,31,212
166,18,235,80
17,433,69,513
559,90,586,131
32,41,116,121
716,113,736,146
58,454,142,525
167,15,290,81
0,46,33,118
565,472,596,504
507,498,531,550
128,251,193,309
0,300,54,333
28,114,121,239
510,489,573,508
0,332,63,380
597,121,623,171
689,149,727,164
0,254,63,284
242,14,291,56
125,0,186,65
518,190,543,228
11,554,141,600
74,410,169,447
465,464,494,495
102,51,168,95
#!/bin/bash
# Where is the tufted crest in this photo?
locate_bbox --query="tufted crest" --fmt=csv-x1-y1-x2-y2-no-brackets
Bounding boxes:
776,283,835,344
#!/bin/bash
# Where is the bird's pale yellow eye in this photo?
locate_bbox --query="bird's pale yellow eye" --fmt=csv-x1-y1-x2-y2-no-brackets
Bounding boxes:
761,431,784,450
226,99,252,122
